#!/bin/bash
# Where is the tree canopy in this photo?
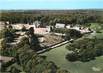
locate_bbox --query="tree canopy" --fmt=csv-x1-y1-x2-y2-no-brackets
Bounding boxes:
66,37,103,62
1,10,103,25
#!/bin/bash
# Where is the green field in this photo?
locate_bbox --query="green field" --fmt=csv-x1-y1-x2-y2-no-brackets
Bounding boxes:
89,23,103,39
90,23,101,30
41,44,103,73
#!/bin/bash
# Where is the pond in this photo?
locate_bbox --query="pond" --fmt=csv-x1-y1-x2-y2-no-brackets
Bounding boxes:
40,44,103,73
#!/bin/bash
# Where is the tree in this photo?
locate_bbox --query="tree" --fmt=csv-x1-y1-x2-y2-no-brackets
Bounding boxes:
1,39,7,49
66,53,78,62
17,37,30,48
65,29,82,40
27,27,41,51
56,69,69,73
1,44,70,73
28,27,34,35
0,28,15,42
21,25,27,31
66,38,103,62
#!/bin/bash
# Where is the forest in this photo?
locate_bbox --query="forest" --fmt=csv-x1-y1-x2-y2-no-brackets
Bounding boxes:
1,10,103,25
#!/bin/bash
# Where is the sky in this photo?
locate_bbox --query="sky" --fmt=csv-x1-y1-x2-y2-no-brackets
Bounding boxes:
0,0,103,10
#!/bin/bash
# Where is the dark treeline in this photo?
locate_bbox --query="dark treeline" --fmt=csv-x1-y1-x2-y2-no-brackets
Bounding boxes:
0,10,103,25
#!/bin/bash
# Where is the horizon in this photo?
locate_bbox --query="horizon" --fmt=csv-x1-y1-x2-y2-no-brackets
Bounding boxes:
0,0,103,10
0,8,103,10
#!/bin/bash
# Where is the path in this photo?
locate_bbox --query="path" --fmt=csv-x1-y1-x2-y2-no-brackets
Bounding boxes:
37,40,70,54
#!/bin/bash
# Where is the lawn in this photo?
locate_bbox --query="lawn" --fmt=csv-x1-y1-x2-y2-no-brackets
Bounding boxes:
87,23,103,39
80,23,103,39
90,23,101,31
41,44,103,73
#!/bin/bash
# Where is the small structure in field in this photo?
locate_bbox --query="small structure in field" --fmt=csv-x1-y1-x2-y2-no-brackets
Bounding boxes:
66,24,71,29
55,23,65,28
